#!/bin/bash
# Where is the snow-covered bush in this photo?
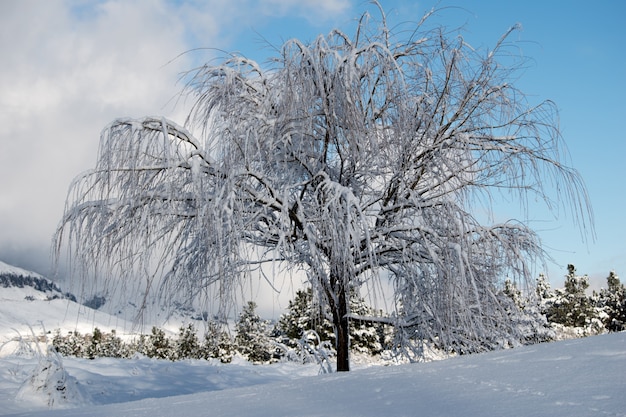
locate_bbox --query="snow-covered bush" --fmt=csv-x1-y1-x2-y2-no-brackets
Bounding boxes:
17,346,88,408
276,288,334,348
500,279,555,345
53,328,130,359
546,265,598,328
537,266,605,338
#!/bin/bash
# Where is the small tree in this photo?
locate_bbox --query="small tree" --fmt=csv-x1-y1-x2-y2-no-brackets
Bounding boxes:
596,271,626,332
56,5,593,371
202,320,234,363
52,330,85,358
176,324,201,360
501,279,554,345
276,288,333,344
547,265,596,328
143,327,174,360
234,301,274,363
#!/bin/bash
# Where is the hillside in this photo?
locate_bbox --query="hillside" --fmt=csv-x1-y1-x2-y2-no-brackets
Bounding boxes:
0,260,138,351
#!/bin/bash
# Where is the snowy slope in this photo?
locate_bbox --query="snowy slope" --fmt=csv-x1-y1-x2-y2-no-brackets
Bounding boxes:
1,332,624,417
0,260,196,348
0,260,139,352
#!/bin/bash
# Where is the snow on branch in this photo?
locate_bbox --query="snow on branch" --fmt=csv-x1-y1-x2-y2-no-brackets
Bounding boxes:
56,4,593,368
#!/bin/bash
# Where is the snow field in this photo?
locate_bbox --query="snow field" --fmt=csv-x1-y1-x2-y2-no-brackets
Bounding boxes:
0,332,624,417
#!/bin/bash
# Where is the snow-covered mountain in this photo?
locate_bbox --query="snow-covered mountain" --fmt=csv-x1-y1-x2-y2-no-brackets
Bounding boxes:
0,260,209,355
0,260,75,303
0,260,139,352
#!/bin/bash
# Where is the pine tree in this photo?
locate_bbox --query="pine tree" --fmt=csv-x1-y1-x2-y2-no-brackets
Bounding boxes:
348,295,384,355
145,327,173,360
85,328,103,359
52,330,78,358
549,265,596,328
596,271,626,332
501,279,554,345
539,265,604,338
235,301,274,363
202,320,234,363
176,324,201,360
277,288,334,344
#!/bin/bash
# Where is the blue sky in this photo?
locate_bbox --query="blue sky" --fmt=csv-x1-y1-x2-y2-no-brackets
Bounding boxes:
0,0,624,291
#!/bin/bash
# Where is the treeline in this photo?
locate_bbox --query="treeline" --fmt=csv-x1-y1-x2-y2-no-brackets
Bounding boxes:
537,265,625,335
1,272,77,302
51,291,387,365
52,265,625,363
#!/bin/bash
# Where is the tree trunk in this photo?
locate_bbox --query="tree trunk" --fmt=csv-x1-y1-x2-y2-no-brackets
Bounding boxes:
333,285,350,372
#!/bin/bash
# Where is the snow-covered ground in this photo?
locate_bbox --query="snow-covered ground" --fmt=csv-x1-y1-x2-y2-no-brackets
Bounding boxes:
1,260,625,416
0,332,623,417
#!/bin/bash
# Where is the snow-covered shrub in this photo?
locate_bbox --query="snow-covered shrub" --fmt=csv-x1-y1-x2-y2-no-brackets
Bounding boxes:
500,279,555,345
538,266,605,338
545,265,597,328
52,330,86,358
17,346,88,408
53,329,130,359
276,288,334,348
144,327,175,360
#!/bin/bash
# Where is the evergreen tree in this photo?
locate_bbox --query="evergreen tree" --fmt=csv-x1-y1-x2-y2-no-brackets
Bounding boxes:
176,324,201,360
596,271,626,332
547,265,596,328
86,327,104,359
144,327,173,360
235,301,274,363
52,330,85,358
535,274,554,306
202,320,234,363
539,265,604,338
348,295,385,355
276,287,387,356
501,279,554,345
277,288,334,344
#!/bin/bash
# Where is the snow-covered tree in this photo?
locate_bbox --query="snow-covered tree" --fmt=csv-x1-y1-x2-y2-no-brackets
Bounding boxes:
547,265,597,328
55,5,593,371
276,287,385,356
201,320,234,363
277,288,334,345
500,279,554,345
596,271,626,332
140,327,174,360
176,324,201,360
234,301,274,363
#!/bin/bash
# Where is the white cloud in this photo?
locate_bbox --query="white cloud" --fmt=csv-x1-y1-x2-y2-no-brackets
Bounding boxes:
0,0,208,270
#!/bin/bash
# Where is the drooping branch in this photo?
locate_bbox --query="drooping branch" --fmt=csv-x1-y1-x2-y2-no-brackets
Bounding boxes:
56,4,593,369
